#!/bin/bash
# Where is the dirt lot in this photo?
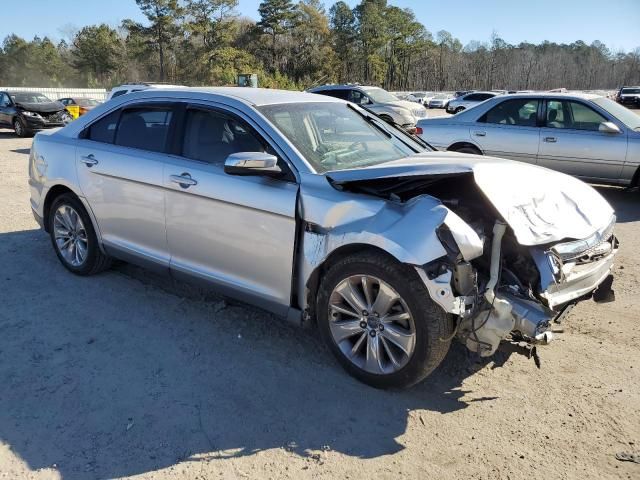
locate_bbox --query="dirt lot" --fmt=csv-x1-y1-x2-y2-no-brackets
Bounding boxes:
0,124,638,480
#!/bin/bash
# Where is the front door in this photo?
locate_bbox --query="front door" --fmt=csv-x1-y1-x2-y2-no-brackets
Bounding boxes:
75,103,175,267
538,99,627,181
0,93,12,127
163,105,298,314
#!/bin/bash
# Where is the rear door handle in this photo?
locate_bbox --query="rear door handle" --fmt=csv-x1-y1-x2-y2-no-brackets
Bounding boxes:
544,137,557,143
170,173,198,188
80,154,98,167
473,131,486,137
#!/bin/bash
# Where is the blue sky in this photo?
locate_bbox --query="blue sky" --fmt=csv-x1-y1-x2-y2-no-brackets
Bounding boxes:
2,0,639,51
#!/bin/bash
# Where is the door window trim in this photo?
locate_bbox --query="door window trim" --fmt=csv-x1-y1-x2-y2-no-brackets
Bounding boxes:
80,101,181,154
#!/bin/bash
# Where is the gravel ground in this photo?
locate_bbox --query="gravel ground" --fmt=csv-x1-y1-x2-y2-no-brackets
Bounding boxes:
0,124,638,480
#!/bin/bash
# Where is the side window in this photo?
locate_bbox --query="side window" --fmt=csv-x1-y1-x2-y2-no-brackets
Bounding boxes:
111,90,128,98
318,89,349,100
568,101,607,131
87,110,120,144
478,94,494,101
349,90,371,105
115,107,173,153
546,100,565,128
546,100,607,131
181,109,266,166
0,93,9,108
464,94,480,101
481,99,539,126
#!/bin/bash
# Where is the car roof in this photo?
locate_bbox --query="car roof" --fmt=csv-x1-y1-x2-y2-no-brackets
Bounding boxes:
120,86,343,106
503,92,603,100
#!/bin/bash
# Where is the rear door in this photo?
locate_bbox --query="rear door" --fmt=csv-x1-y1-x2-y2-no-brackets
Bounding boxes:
538,99,626,181
75,102,177,268
163,104,299,314
471,98,541,163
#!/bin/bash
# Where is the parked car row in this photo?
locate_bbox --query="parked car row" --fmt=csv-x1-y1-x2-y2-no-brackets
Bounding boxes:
28,87,620,389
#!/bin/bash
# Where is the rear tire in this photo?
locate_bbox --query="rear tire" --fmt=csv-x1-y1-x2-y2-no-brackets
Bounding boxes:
454,107,465,114
48,193,112,276
317,252,453,389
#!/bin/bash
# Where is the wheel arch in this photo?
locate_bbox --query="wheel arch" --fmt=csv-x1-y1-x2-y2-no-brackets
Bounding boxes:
447,141,483,154
42,185,105,253
304,243,404,323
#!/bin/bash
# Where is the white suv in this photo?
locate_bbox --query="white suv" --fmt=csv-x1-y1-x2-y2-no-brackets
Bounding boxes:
107,83,185,100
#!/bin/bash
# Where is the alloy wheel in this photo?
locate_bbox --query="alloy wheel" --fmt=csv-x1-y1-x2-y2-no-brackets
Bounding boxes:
328,275,416,375
53,205,88,267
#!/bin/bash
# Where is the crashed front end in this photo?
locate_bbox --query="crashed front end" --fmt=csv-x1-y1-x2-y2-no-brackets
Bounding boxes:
318,155,618,359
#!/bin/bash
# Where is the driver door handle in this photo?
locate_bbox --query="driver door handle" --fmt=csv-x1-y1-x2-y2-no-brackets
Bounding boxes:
544,137,557,143
473,131,486,137
80,154,98,167
170,173,198,188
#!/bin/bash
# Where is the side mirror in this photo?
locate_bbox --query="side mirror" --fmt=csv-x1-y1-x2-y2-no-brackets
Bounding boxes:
224,152,282,177
599,121,621,134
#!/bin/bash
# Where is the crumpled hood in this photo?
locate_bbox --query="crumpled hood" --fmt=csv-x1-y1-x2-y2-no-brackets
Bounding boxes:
326,152,615,246
16,101,65,113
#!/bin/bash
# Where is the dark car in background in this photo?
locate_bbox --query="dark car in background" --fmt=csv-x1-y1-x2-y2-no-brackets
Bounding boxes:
0,91,72,137
616,86,640,108
58,97,102,116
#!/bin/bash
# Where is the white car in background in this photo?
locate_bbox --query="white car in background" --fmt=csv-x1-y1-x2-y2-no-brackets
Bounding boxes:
446,91,499,114
428,94,453,109
107,83,185,100
309,84,427,130
406,92,436,105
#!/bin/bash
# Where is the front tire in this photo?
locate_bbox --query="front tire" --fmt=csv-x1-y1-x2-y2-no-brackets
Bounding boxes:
48,193,112,275
454,107,465,114
13,118,31,138
317,252,453,389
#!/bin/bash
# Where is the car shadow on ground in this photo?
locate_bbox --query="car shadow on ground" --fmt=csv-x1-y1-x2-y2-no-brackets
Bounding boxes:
0,228,504,480
595,186,640,223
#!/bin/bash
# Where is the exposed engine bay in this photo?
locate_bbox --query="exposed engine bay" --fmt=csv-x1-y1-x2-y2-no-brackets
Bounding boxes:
324,170,619,359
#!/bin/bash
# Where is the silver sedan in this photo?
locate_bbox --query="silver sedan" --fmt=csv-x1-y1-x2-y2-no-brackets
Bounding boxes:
29,88,618,388
418,93,640,187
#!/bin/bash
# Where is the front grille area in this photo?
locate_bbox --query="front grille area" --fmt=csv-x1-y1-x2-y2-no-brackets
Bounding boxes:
551,216,616,265
41,111,64,123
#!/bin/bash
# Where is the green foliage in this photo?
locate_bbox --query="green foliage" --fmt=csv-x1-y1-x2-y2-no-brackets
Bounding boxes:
0,0,638,91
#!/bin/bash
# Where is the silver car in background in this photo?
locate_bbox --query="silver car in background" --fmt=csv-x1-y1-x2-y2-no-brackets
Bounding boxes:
428,93,453,109
446,91,499,114
417,93,640,187
29,88,618,389
308,84,427,129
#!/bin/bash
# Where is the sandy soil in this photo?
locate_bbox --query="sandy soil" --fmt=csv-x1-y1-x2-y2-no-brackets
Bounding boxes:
0,127,638,480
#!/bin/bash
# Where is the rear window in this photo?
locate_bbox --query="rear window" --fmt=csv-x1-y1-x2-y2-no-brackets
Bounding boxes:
87,110,120,143
114,108,173,152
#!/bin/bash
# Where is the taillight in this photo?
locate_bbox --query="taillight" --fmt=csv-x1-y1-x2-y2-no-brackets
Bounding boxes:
79,107,88,115
415,126,423,135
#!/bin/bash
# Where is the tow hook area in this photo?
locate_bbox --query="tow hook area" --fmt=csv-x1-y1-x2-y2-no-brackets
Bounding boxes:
593,274,615,303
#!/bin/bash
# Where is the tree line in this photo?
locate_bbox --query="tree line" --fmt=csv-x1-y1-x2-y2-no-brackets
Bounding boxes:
1,0,638,92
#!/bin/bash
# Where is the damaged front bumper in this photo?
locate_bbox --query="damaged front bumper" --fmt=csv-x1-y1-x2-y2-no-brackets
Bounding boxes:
416,216,619,358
